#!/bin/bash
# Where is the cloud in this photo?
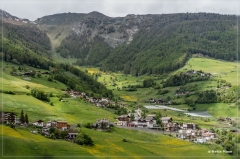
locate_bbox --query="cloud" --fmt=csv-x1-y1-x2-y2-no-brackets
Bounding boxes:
2,0,239,21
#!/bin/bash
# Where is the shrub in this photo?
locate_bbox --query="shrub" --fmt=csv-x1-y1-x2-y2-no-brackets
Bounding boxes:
76,133,93,146
84,123,92,129
25,85,30,89
143,78,156,88
48,77,53,81
4,90,15,95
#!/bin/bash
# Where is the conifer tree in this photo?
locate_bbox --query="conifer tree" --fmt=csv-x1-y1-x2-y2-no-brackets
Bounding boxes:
20,110,25,123
25,113,29,124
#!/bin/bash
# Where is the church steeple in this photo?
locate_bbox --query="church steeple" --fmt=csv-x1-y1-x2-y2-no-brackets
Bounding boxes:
137,105,141,118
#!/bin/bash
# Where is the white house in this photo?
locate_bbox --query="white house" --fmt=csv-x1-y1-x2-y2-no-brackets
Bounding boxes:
46,120,57,127
180,123,198,130
32,120,44,127
117,115,130,126
145,115,156,128
46,121,52,127
202,132,216,141
160,117,173,124
136,119,147,128
194,137,206,143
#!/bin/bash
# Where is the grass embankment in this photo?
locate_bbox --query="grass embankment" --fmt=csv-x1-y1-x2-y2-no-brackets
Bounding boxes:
0,125,231,158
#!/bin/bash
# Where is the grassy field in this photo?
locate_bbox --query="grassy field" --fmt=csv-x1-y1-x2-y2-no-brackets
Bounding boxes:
0,125,232,158
2,94,118,124
90,57,239,108
1,62,65,95
77,57,240,131
174,57,240,86
52,52,78,64
1,57,239,158
195,103,238,118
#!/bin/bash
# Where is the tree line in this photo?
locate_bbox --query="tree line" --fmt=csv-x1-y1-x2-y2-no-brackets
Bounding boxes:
1,21,113,99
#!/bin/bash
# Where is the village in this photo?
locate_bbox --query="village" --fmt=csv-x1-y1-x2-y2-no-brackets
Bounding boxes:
1,105,234,145
0,111,112,142
0,73,235,145
115,106,221,144
61,90,124,107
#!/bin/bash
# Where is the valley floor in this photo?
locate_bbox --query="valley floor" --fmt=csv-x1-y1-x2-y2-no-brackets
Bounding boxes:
1,57,239,158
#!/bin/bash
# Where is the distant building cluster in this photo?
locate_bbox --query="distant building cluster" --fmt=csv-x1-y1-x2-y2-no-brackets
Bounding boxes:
62,90,124,107
116,107,218,143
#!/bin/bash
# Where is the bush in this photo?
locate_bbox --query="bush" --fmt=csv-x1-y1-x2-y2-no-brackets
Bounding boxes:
76,133,94,146
25,85,30,89
30,88,50,102
143,78,156,88
48,77,53,81
154,85,161,89
4,90,15,95
84,123,92,129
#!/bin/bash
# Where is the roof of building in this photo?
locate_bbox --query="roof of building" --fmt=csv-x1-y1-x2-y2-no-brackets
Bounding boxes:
35,120,44,122
147,114,156,117
0,112,17,115
160,117,172,120
118,115,130,118
57,121,67,123
145,116,156,121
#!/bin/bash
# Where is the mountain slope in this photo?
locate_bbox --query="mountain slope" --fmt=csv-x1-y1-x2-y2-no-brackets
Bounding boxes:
37,12,238,76
101,18,237,75
0,11,113,98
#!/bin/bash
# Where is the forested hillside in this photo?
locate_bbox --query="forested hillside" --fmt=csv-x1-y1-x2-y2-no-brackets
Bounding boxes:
102,19,237,76
45,12,238,76
0,11,112,98
1,10,239,77
0,20,53,69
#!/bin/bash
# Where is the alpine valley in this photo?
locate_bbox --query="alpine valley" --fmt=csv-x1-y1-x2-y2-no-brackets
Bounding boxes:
1,9,240,159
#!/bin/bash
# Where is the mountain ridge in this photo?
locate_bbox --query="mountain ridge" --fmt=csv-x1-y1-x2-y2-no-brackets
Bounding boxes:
1,10,239,76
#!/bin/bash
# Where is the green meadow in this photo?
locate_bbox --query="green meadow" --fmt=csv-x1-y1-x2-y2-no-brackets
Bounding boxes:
1,57,239,158
2,94,118,124
175,57,240,85
81,57,239,130
0,125,231,158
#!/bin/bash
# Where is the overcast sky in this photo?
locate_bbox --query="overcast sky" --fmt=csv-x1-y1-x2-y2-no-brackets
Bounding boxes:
1,0,239,21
